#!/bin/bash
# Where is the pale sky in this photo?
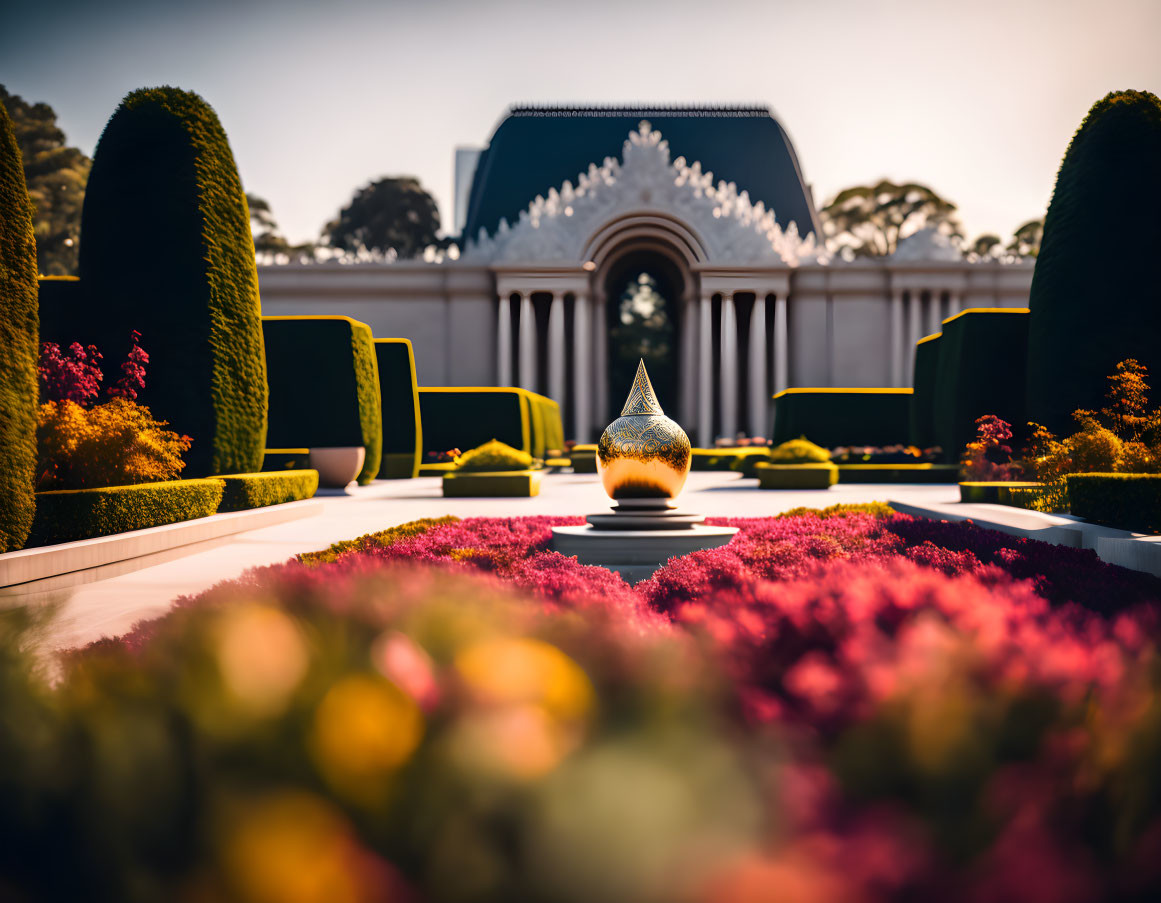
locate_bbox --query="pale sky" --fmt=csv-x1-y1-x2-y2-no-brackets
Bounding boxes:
3,0,1159,245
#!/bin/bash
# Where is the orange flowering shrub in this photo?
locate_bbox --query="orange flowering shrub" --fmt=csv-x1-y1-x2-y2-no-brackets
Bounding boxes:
36,398,192,490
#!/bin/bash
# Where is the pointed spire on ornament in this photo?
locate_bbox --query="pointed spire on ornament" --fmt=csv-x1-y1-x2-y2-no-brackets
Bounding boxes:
620,359,664,416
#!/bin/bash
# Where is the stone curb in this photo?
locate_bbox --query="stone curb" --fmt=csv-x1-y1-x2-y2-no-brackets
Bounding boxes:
0,499,323,588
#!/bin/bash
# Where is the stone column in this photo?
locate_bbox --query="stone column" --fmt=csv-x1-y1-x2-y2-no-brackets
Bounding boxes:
907,292,922,384
548,293,565,404
593,295,608,423
680,294,697,428
572,293,591,442
889,291,905,387
925,291,942,337
774,294,789,394
748,295,767,438
720,292,738,441
698,293,713,446
497,294,512,385
519,292,536,392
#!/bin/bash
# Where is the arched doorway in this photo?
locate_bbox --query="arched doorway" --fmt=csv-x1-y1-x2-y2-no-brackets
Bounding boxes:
601,248,687,417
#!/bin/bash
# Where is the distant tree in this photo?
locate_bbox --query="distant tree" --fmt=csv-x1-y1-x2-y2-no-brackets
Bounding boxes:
246,192,301,257
322,176,440,258
0,85,91,275
819,179,961,257
969,233,1003,257
1007,218,1043,257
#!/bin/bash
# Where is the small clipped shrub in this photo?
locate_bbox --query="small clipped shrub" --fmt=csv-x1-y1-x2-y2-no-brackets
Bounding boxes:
768,437,831,463
0,96,39,552
27,478,224,545
218,470,319,512
1067,473,1161,533
456,439,535,472
79,87,267,475
960,415,1020,481
36,399,191,491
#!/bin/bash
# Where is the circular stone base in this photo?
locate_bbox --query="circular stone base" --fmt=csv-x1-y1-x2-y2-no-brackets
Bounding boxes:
551,524,738,581
586,511,705,530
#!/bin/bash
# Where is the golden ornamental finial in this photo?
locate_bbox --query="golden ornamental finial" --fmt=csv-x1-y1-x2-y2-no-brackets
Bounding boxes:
620,359,664,416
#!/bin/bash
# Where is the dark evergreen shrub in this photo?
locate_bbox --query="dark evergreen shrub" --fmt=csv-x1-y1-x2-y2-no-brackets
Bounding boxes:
1067,473,1161,533
419,389,531,459
262,316,381,485
909,334,942,450
0,99,39,552
933,309,1030,461
374,339,422,479
1027,90,1161,435
78,87,267,476
771,389,911,448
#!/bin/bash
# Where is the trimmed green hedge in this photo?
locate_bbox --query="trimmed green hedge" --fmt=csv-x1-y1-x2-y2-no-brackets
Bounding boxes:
27,479,225,546
836,464,960,484
1067,473,1161,534
218,470,318,512
262,316,382,485
1027,90,1161,436
78,87,267,476
527,391,565,456
0,99,39,553
909,333,942,450
771,389,912,448
419,388,534,459
755,462,838,490
691,447,771,476
374,338,421,479
933,309,1030,461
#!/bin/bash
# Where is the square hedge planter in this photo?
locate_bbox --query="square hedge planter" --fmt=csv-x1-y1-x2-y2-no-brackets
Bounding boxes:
754,462,838,490
570,445,598,474
443,469,543,498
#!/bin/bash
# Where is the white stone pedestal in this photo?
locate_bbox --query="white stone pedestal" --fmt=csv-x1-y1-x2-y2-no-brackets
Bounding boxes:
551,505,738,583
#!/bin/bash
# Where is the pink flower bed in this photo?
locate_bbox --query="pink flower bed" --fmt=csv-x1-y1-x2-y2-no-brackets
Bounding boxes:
21,509,1161,902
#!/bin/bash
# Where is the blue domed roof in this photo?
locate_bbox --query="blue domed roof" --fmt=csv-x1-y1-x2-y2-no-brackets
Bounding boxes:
462,104,820,242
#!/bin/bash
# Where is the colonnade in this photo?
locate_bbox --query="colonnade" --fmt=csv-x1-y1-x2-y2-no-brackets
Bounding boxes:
889,288,968,386
496,288,789,446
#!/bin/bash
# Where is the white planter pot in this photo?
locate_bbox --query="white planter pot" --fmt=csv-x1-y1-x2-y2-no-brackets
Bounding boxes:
309,447,365,489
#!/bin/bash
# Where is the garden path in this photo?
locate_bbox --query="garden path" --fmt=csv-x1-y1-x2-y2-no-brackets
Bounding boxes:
1,472,958,652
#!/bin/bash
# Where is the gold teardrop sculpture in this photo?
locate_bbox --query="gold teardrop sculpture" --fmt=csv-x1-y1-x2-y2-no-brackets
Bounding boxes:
596,359,692,502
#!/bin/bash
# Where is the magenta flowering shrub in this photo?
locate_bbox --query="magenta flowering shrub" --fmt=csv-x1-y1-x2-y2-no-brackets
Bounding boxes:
105,329,149,401
38,340,103,404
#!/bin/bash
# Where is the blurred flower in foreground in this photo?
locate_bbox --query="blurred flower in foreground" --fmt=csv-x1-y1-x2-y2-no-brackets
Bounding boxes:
219,791,397,903
310,674,424,801
215,605,308,717
452,637,594,779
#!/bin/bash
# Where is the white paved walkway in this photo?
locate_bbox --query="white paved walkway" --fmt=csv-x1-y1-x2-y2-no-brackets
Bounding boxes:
1,472,958,651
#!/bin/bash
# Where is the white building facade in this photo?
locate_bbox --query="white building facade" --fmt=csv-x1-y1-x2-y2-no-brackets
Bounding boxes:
259,118,1033,446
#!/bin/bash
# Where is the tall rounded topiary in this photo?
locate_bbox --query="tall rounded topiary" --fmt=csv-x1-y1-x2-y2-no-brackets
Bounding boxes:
1026,90,1161,435
0,99,39,552
79,87,267,475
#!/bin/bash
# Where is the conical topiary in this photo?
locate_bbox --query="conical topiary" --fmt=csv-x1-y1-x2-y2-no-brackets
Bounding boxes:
0,97,39,552
1026,90,1161,435
79,87,267,475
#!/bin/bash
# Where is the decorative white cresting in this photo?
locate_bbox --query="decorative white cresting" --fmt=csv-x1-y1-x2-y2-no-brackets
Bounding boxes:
464,121,828,266
891,227,964,262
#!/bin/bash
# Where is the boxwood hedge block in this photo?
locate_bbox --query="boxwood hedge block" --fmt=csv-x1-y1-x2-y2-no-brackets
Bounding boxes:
262,316,381,485
754,462,838,490
771,388,912,448
218,470,319,511
78,87,267,476
1067,473,1161,534
691,448,772,476
442,470,543,498
1027,90,1161,435
0,99,39,553
419,388,560,461
909,333,942,450
836,464,960,484
374,338,421,479
27,478,225,546
933,309,1030,461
